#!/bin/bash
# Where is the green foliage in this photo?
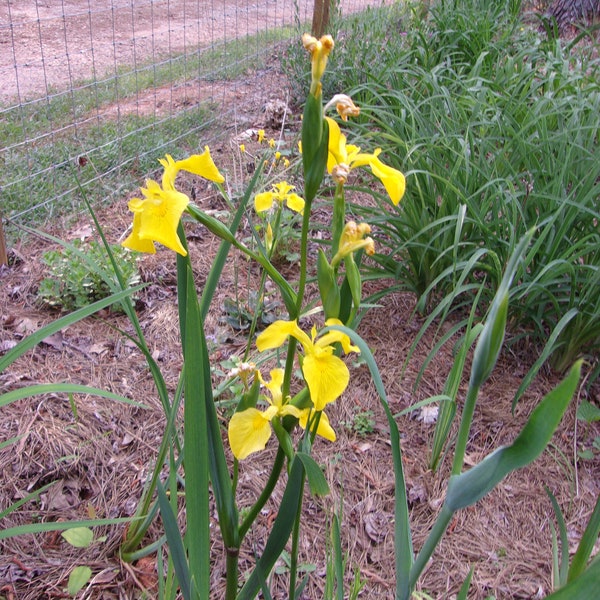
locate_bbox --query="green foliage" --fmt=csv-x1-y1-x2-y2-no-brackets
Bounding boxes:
342,409,376,437
38,239,140,311
289,0,600,382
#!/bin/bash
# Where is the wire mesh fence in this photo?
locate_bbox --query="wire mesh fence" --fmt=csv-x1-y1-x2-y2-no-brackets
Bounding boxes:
0,0,387,238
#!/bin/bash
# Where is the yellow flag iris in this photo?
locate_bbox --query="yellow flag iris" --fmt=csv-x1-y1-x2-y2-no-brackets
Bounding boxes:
325,117,406,206
228,368,301,460
122,149,224,256
256,319,358,411
254,181,305,214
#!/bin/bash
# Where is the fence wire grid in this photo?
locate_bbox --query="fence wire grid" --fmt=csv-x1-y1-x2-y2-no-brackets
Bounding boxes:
1,0,386,232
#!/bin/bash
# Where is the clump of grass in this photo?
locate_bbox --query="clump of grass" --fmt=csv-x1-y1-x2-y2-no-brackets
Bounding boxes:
286,0,600,386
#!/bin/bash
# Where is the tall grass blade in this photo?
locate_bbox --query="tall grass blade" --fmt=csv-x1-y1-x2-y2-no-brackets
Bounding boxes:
237,456,305,600
0,383,145,409
157,481,192,600
546,487,570,587
568,494,600,582
182,265,211,599
544,555,600,600
446,360,582,511
512,308,579,411
323,323,412,599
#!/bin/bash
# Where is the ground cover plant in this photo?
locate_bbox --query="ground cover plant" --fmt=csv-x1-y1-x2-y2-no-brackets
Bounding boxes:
1,1,599,598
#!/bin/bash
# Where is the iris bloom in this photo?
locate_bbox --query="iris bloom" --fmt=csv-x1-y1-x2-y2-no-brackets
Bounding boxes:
325,117,406,206
122,150,224,256
332,221,375,267
228,368,336,460
228,368,301,460
254,182,305,214
256,319,358,411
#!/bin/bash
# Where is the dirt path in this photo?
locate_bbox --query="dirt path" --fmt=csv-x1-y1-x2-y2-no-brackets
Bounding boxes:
0,0,385,102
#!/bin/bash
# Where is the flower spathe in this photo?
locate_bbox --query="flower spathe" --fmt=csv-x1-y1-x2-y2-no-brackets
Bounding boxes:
256,319,358,411
254,181,305,214
325,117,406,206
122,149,224,256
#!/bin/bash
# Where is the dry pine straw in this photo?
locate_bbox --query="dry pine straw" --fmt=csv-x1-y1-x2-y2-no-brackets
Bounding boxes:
1,168,599,599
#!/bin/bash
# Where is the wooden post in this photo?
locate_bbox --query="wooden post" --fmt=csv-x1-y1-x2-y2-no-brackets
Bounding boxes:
0,211,7,266
312,0,331,38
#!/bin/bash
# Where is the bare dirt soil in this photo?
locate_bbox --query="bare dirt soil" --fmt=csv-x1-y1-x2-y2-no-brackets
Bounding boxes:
0,0,388,103
0,122,599,599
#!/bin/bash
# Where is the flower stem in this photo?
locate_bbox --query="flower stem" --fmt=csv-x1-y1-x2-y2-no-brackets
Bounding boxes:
239,448,286,540
451,383,480,476
224,546,240,600
288,475,306,599
409,505,454,593
331,182,345,256
295,198,313,316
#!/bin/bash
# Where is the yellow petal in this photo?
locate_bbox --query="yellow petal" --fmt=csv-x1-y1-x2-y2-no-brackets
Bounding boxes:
298,409,336,441
228,408,272,460
158,155,179,190
122,210,156,254
367,153,406,206
135,189,190,256
255,191,274,213
325,117,348,171
256,320,310,352
302,349,349,411
263,368,285,407
176,147,225,183
285,193,305,214
320,318,360,354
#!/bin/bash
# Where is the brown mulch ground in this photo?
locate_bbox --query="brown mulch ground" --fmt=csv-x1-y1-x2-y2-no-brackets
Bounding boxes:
1,72,600,600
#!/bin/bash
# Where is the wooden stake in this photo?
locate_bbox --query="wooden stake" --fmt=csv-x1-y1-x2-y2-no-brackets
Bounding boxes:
0,211,7,266
311,0,331,38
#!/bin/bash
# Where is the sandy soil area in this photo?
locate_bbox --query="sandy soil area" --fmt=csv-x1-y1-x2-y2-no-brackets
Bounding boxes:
0,0,386,102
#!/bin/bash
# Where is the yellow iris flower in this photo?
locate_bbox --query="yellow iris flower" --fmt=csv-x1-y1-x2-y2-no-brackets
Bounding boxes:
228,368,337,460
325,117,406,206
228,368,301,460
332,221,375,267
256,319,358,411
122,149,224,256
254,181,305,214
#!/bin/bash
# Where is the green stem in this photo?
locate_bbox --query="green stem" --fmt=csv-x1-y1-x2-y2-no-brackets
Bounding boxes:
295,197,313,316
451,383,480,476
239,448,286,540
331,182,346,256
224,547,240,600
409,505,454,593
288,475,306,599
